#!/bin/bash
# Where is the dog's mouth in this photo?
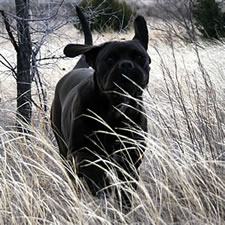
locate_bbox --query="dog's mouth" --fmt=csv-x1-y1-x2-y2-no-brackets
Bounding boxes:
104,71,145,93
113,75,145,96
102,64,148,91
102,71,146,118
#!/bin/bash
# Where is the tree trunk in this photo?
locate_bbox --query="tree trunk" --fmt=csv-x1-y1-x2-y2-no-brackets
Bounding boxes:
15,0,32,126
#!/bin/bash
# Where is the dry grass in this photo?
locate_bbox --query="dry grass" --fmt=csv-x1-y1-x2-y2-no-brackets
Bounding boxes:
0,22,225,224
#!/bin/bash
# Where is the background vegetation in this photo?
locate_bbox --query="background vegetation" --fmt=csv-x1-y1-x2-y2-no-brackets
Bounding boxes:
75,0,136,32
145,0,225,41
193,0,225,39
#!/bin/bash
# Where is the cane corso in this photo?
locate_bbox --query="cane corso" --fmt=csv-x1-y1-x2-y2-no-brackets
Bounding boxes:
51,6,151,209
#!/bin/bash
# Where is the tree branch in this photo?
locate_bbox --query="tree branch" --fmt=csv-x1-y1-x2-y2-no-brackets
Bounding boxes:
0,10,19,53
0,53,17,78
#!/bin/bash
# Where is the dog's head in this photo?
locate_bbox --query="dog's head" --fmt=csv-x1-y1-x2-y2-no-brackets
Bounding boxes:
64,16,150,110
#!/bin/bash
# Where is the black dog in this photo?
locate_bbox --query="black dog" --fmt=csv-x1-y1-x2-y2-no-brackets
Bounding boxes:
51,6,151,209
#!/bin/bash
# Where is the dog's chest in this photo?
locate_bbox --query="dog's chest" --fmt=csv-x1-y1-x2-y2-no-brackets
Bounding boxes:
85,107,142,151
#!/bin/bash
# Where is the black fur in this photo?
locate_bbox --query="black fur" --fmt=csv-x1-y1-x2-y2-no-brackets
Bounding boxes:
51,6,151,210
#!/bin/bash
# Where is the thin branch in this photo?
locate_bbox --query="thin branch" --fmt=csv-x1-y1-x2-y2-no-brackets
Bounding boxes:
1,0,65,23
0,53,17,78
0,10,19,53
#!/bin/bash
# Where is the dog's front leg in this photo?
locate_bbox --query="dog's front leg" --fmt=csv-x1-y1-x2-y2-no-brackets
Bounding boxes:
114,134,145,211
66,117,111,196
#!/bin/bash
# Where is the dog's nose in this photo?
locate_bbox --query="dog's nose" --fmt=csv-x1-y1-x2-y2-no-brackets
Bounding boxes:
119,61,134,75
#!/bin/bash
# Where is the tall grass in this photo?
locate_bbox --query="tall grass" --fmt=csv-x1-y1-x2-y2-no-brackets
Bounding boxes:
143,40,225,224
0,40,225,224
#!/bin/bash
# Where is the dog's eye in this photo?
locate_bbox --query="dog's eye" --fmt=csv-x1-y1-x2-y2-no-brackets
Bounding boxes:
106,57,114,64
136,55,145,61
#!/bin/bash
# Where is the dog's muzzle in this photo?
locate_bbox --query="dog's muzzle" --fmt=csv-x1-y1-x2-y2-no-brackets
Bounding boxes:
118,61,135,76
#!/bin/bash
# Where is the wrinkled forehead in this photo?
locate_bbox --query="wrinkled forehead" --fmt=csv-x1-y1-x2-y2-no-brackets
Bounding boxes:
98,40,148,59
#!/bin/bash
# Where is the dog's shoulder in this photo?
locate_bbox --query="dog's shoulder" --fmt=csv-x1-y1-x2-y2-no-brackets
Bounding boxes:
58,68,93,88
56,68,94,102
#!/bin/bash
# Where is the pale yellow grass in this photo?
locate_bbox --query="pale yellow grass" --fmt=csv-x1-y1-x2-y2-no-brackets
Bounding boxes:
0,22,225,224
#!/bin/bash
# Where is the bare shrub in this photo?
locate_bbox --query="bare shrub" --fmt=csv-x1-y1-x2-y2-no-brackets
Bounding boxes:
146,0,197,42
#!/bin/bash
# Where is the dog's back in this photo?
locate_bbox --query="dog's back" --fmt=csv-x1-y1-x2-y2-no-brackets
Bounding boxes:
51,6,93,158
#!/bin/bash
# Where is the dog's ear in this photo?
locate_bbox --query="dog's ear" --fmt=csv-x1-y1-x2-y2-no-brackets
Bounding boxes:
133,16,149,50
64,44,102,68
64,44,93,58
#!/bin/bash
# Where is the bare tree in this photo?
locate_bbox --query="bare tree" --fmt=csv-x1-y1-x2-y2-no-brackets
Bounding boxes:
15,0,32,125
0,0,79,129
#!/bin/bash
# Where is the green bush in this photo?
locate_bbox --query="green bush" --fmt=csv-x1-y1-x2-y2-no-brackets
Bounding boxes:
193,0,225,39
76,0,136,32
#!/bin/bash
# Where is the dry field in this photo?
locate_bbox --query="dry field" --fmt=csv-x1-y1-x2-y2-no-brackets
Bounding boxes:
0,20,225,224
